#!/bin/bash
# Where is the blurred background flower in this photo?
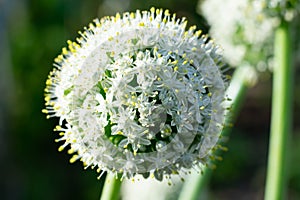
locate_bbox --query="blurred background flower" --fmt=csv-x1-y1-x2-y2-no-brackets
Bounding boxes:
262,0,300,21
1,0,300,200
199,0,277,74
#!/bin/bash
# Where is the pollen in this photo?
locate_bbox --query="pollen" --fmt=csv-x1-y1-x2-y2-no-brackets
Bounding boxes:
58,146,65,152
164,9,170,16
68,148,75,154
70,155,79,163
115,13,121,20
54,126,62,131
130,12,135,19
195,30,202,37
62,47,68,55
42,109,48,114
46,79,52,85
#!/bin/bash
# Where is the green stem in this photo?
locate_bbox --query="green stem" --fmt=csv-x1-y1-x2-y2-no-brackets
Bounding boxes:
177,168,212,200
264,20,293,200
178,65,255,200
223,66,255,136
100,173,122,200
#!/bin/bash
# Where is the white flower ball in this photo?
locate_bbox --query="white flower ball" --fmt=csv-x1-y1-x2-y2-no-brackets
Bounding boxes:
43,8,227,180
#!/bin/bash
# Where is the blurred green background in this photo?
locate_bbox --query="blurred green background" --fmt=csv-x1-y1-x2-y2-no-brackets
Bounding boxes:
0,0,299,199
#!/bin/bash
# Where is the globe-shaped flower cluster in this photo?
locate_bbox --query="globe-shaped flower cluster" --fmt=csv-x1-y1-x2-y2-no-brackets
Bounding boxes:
43,8,227,180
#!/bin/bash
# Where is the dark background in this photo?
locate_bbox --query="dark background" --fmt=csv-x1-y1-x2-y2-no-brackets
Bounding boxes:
1,0,299,199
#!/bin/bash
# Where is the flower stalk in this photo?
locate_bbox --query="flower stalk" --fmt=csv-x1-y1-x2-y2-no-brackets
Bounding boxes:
264,20,293,200
100,173,122,200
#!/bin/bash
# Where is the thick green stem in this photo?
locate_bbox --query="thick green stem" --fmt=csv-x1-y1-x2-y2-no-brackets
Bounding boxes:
177,168,212,200
264,21,293,200
178,65,255,200
100,173,122,200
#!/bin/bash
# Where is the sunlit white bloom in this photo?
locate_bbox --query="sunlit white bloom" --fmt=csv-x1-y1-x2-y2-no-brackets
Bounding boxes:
199,0,278,72
43,8,228,180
